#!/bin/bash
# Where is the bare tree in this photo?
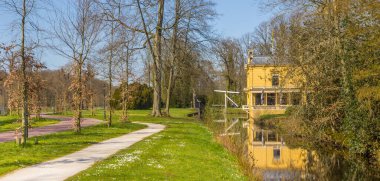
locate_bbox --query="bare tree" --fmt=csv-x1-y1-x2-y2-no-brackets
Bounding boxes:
0,0,40,145
21,0,29,144
136,0,165,117
164,0,180,116
51,0,102,133
96,0,217,117
105,16,116,127
98,0,165,117
163,0,216,116
213,38,243,91
252,21,273,56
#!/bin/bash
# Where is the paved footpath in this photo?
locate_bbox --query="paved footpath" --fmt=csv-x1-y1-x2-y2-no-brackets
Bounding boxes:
0,122,165,181
0,115,102,143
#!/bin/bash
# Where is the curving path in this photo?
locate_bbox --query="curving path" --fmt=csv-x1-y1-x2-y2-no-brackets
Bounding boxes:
0,114,102,143
0,120,165,181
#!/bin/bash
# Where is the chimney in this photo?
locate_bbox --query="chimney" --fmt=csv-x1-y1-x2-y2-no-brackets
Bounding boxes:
248,49,253,64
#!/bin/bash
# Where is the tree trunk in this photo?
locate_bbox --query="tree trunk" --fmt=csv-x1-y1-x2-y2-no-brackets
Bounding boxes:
192,88,196,108
21,0,29,145
152,66,161,116
63,92,67,115
121,80,128,122
151,0,165,117
91,96,95,116
121,48,129,122
74,62,83,133
108,22,114,127
165,0,180,117
136,0,164,117
165,70,173,116
103,84,106,121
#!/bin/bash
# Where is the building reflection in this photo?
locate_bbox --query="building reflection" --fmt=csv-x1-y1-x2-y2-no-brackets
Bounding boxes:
251,127,308,180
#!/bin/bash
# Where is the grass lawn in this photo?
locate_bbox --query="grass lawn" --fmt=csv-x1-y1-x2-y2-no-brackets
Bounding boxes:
0,109,247,180
0,120,145,175
0,116,59,133
68,108,247,181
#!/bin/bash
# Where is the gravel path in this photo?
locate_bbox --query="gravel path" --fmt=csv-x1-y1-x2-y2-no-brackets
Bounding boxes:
0,115,102,143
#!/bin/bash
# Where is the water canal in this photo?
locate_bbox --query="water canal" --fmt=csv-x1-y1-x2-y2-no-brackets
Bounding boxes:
206,109,380,180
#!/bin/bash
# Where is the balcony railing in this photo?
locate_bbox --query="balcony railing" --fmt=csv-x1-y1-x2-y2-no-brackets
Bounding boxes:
252,105,290,110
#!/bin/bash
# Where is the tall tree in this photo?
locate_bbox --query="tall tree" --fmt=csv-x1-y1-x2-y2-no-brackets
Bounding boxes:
1,0,40,145
106,16,115,127
136,0,165,116
252,21,273,56
164,0,180,116
20,0,29,145
213,38,243,91
51,0,102,132
100,0,166,117
264,1,380,174
163,0,216,115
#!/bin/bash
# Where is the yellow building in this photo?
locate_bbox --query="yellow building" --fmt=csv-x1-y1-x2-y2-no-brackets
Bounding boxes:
245,50,306,172
249,128,321,180
251,128,308,170
245,50,303,117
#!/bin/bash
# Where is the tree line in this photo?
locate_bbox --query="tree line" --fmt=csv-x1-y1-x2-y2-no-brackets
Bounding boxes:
2,0,376,167
0,0,220,145
253,0,379,177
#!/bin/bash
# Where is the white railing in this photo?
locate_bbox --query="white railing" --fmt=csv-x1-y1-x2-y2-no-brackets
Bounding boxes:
252,105,290,110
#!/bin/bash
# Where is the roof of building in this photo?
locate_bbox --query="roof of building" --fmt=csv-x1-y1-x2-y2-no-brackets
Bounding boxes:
249,56,289,66
252,56,274,65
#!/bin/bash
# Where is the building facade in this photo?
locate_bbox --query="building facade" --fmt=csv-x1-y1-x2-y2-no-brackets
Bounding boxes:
245,50,302,117
245,50,310,178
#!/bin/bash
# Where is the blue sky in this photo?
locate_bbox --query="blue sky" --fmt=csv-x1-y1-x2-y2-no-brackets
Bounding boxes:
213,0,273,38
0,0,274,70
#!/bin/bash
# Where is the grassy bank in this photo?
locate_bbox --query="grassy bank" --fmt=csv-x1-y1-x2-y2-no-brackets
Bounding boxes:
68,109,247,180
0,120,145,175
0,116,59,133
0,109,247,180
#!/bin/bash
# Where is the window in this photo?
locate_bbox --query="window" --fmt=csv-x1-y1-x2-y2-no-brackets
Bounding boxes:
255,93,263,105
279,93,288,105
272,75,279,87
273,148,281,160
254,131,263,141
292,93,302,105
267,93,276,105
268,132,277,141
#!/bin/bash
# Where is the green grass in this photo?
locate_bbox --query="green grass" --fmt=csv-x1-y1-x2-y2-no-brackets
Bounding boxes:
0,109,247,180
258,114,287,121
67,108,247,180
208,107,248,115
0,121,145,175
0,116,59,133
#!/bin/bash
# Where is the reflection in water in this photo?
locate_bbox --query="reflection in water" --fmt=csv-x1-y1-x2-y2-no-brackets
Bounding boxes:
251,126,380,180
208,113,379,180
251,128,307,180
